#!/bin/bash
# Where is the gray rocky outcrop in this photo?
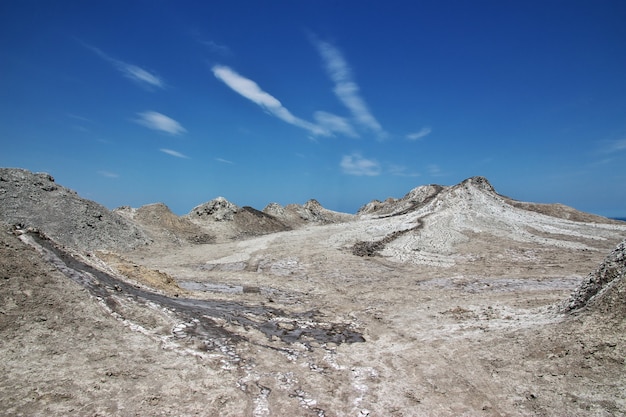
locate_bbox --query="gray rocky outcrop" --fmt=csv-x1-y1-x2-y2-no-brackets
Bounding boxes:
188,197,239,221
561,239,626,314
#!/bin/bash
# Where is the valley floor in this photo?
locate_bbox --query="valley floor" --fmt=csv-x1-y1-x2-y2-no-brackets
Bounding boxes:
1,220,625,416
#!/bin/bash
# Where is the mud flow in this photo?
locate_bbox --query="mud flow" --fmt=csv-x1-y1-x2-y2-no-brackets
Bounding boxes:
24,231,364,348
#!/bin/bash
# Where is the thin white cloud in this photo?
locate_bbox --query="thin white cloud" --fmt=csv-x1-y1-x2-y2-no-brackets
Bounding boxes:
340,153,381,176
82,42,164,89
312,38,386,139
215,157,234,164
97,170,119,178
121,64,163,89
406,127,432,141
67,113,92,123
136,111,187,135
160,148,189,159
201,39,231,55
314,111,358,138
212,65,329,136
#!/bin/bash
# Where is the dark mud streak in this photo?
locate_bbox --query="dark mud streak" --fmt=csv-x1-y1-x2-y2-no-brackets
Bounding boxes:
352,218,427,257
28,231,365,346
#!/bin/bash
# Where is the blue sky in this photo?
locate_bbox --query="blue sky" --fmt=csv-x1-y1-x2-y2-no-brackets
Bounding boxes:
1,1,625,217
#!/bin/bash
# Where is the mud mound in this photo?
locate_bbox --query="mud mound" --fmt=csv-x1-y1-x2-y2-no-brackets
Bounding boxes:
264,199,354,226
357,176,498,219
0,168,150,251
188,196,239,221
355,176,626,267
185,197,291,241
233,206,291,237
357,184,443,217
116,203,214,244
561,239,626,314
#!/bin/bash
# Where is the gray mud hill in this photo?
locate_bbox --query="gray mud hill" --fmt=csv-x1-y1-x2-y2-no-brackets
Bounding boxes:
115,203,214,245
0,168,150,251
358,175,623,224
183,196,351,242
184,197,291,242
264,199,355,227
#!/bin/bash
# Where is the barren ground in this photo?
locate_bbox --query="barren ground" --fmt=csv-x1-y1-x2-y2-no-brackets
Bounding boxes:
2,208,625,416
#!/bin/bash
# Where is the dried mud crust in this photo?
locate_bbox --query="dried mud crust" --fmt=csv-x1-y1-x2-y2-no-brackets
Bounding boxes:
117,218,626,416
0,228,248,416
3,226,626,415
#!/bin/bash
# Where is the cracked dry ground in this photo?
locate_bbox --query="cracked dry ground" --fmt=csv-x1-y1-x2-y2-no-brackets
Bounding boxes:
1,225,625,416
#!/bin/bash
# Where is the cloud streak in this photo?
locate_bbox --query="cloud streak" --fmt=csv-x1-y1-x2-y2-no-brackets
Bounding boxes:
160,148,189,159
201,39,231,55
212,65,329,136
136,111,187,135
406,127,432,141
314,111,358,138
340,153,381,176
82,42,164,89
312,38,386,139
97,170,119,178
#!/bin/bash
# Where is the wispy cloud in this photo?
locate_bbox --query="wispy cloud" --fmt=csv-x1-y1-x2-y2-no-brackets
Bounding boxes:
82,42,164,90
97,170,119,178
201,39,231,55
212,65,329,136
67,113,92,123
314,111,358,138
135,111,187,135
160,148,189,159
215,157,234,164
311,38,386,139
340,153,381,176
406,127,432,141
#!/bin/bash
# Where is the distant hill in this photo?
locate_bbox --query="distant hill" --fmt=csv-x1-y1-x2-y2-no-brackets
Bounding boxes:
263,199,355,227
115,203,214,245
350,176,626,265
184,197,291,241
2,168,622,253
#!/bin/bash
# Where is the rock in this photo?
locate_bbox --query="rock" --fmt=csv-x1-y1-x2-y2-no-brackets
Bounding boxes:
188,197,239,221
561,239,626,314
